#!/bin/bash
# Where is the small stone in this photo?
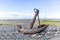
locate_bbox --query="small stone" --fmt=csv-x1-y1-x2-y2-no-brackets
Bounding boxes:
51,37,60,40
37,35,42,38
45,35,51,39
31,34,37,37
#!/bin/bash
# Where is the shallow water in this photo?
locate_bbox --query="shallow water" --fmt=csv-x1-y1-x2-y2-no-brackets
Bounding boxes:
0,25,60,40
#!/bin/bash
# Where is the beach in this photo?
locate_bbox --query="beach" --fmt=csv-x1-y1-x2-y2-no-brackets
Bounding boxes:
0,24,60,40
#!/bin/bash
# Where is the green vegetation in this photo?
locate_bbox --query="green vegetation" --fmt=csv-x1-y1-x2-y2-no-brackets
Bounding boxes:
0,21,23,26
35,20,60,26
0,20,60,26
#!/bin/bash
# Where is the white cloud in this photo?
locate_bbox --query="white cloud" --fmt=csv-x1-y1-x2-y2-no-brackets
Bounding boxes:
0,12,35,19
46,13,60,19
0,12,19,19
17,13,34,19
0,11,60,19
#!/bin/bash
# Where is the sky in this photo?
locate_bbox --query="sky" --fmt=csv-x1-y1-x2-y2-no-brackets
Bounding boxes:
0,0,60,19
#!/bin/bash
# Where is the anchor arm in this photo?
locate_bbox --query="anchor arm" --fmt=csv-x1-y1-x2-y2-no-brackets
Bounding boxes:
30,8,39,29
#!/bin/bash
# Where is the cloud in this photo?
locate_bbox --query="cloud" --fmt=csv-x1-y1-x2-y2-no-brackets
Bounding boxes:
0,12,35,19
0,12,19,19
17,13,34,19
0,11,60,19
0,11,44,19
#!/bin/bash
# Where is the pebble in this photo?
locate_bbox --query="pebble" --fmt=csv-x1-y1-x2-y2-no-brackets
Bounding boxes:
37,35,42,38
31,34,37,37
0,25,60,40
51,37,60,40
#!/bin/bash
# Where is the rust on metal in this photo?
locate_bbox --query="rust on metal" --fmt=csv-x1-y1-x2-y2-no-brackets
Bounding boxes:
17,8,49,34
30,8,39,29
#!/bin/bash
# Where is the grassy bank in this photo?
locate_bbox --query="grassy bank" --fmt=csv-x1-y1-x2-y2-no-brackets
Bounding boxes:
35,20,60,26
0,21,23,26
0,20,60,26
